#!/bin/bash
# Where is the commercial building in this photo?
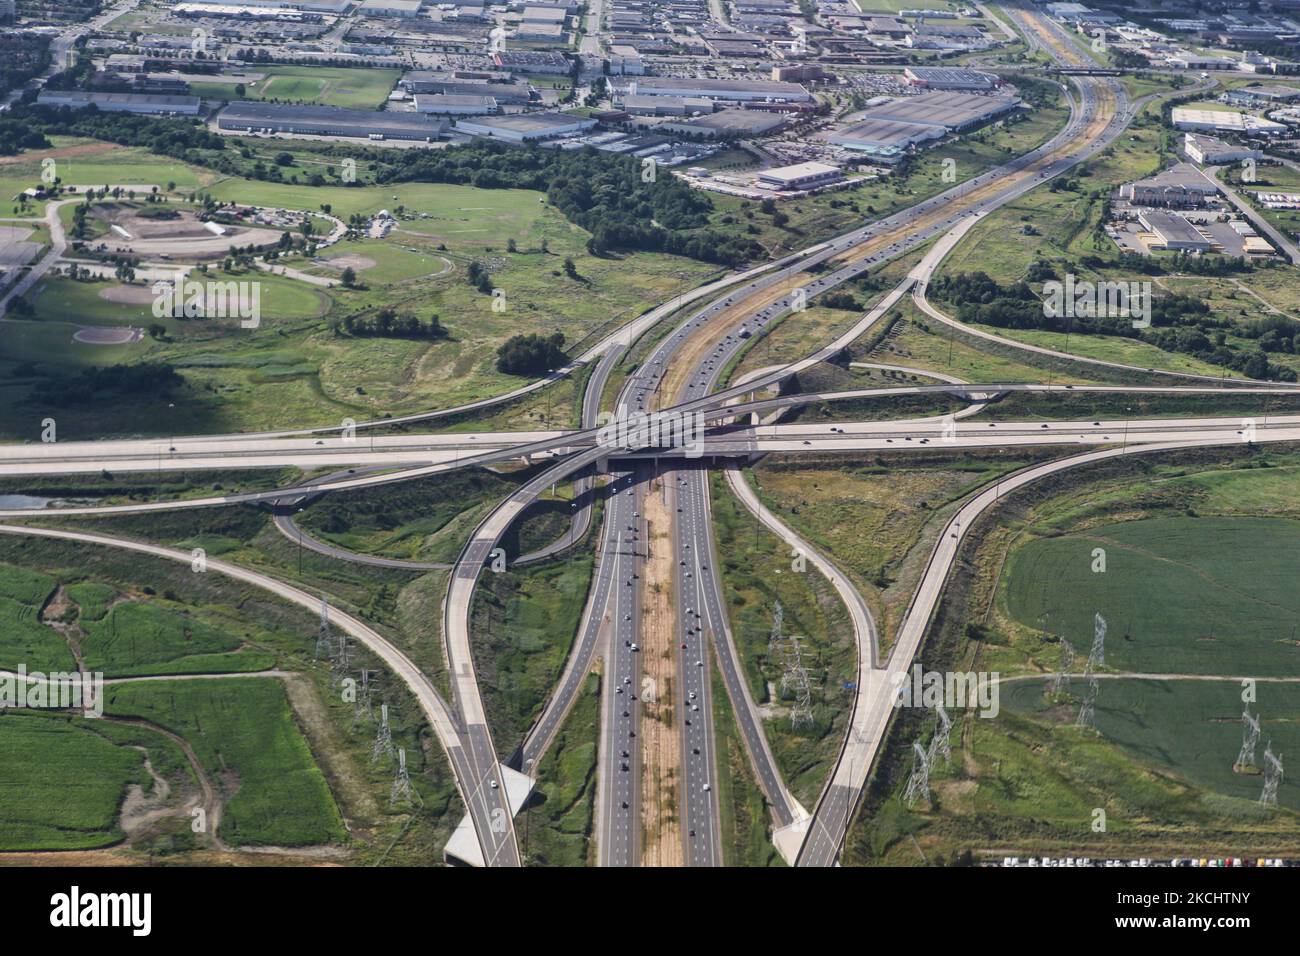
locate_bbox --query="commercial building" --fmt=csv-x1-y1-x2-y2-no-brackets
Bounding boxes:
658,108,789,139
1171,108,1288,135
853,91,1022,131
1183,132,1261,166
827,116,946,163
1119,162,1219,208
902,66,1000,91
608,76,812,102
756,162,843,190
37,90,202,116
359,0,422,15
454,110,596,141
1137,210,1216,252
217,102,447,140
414,93,499,114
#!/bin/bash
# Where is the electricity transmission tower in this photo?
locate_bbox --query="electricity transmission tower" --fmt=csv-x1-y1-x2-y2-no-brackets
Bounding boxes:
372,702,395,764
1050,640,1074,696
927,703,952,765
904,740,931,808
767,601,784,658
779,635,814,730
314,595,333,660
1077,613,1106,728
391,748,420,807
1236,708,1261,772
1260,742,1283,808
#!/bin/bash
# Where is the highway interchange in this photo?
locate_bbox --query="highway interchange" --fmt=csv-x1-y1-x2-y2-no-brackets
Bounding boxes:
4,3,1295,867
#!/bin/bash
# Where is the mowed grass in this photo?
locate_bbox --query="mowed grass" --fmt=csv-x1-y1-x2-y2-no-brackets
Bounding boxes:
188,66,401,110
1006,678,1300,811
1003,516,1300,676
104,678,346,847
0,713,146,850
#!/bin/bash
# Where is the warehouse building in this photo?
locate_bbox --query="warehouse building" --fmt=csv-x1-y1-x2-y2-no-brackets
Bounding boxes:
37,90,202,116
608,76,811,102
359,0,422,15
454,111,596,141
658,108,789,139
827,116,946,163
1119,162,1219,208
493,50,571,74
1170,108,1288,136
1137,210,1216,252
756,162,843,191
902,67,1000,91
1183,132,1261,166
414,93,499,115
853,91,1022,131
621,94,714,116
218,102,447,140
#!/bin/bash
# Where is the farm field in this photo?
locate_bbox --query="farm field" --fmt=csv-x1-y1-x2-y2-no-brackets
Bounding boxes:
104,678,346,847
1005,678,1300,811
1002,516,1300,676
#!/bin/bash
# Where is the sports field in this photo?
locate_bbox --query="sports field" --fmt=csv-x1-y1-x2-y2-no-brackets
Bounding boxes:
187,66,401,110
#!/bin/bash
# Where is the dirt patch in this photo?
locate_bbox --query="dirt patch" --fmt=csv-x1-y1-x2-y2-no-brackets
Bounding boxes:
74,326,143,345
97,284,157,305
639,476,683,867
317,254,377,272
0,142,120,166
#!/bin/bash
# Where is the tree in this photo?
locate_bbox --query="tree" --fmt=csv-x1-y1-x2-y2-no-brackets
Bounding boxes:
496,332,567,376
340,266,357,288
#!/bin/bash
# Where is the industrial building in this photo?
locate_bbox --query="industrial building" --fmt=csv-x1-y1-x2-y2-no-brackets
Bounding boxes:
827,116,946,163
37,90,202,116
454,111,597,142
1119,162,1219,208
756,162,843,191
400,76,533,104
853,91,1022,131
359,0,422,15
217,102,447,140
414,94,499,115
621,94,714,116
902,67,1000,91
1183,132,1261,166
1137,210,1216,253
1170,108,1288,136
658,108,789,139
608,76,812,102
493,50,571,74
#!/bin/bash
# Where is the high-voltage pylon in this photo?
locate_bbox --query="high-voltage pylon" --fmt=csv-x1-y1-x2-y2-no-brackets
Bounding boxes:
927,703,952,765
391,748,420,808
331,628,350,684
1076,676,1099,728
903,739,931,808
372,702,395,764
1089,613,1107,668
1260,742,1283,808
1236,708,1261,772
779,635,814,730
767,600,784,658
314,595,332,660
1049,640,1074,697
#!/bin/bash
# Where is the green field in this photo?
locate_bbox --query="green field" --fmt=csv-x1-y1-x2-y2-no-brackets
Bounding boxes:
527,671,598,866
1004,516,1300,676
188,66,401,110
0,713,147,850
1006,678,1300,812
80,600,274,677
105,678,346,847
710,471,856,808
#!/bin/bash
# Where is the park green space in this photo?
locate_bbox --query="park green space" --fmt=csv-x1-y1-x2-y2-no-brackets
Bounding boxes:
527,671,599,866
